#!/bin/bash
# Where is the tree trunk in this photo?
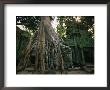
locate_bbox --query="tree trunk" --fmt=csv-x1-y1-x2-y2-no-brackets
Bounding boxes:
81,48,85,65
35,17,46,73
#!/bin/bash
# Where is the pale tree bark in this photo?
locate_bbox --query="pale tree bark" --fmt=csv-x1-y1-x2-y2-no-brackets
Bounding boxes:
37,16,64,73
35,16,46,73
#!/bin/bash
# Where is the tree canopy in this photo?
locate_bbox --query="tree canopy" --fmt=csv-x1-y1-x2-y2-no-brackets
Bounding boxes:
57,16,94,47
16,16,54,33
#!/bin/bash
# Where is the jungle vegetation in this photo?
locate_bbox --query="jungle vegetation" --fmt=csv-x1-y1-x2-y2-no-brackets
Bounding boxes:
16,16,94,74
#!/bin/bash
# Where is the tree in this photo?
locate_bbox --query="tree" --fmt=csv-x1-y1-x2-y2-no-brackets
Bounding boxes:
16,16,65,74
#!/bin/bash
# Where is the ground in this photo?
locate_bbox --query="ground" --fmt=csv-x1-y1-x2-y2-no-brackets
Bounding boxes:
17,66,94,74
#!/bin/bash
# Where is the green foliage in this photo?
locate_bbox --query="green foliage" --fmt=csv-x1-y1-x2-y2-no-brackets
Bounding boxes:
16,16,54,33
16,27,31,65
79,31,94,47
57,16,94,47
16,16,41,33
